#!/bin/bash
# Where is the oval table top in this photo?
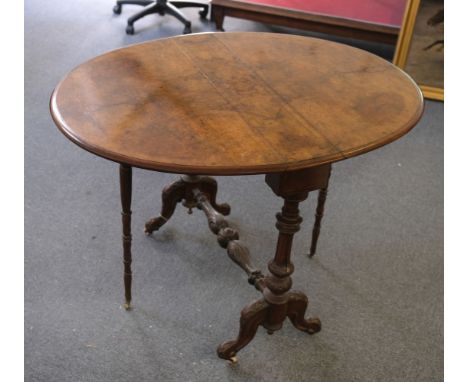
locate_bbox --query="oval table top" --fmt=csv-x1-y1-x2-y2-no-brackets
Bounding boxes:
50,32,423,175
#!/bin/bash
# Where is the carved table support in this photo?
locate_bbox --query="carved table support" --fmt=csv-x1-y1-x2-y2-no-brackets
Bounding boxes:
119,164,133,310
194,189,266,291
144,175,230,235
141,167,330,361
217,191,321,361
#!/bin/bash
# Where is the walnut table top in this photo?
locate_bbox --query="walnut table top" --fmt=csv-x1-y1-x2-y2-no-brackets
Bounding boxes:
50,32,423,175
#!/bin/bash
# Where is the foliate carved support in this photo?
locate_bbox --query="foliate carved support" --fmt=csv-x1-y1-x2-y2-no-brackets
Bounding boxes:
194,189,265,292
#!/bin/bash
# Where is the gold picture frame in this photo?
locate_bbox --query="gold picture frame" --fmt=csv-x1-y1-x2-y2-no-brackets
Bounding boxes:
393,0,444,101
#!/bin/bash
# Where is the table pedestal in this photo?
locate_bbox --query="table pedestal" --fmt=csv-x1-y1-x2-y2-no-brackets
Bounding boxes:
119,164,331,360
217,190,322,362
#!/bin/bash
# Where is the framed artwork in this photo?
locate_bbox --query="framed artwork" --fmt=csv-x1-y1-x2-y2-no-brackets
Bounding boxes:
393,0,444,101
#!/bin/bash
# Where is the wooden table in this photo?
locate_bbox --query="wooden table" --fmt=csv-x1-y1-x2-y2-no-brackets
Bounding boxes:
50,32,423,362
211,0,407,44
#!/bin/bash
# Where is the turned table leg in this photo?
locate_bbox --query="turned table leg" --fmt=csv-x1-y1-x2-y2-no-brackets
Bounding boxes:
308,166,332,257
263,192,320,334
309,187,329,257
119,164,133,310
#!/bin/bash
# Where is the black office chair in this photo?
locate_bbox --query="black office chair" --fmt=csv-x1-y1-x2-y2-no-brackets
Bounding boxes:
113,0,210,35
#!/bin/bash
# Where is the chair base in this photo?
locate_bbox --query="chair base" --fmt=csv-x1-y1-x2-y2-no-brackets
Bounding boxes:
113,0,210,35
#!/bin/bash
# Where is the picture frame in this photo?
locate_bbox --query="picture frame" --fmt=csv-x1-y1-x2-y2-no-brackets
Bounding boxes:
393,0,444,101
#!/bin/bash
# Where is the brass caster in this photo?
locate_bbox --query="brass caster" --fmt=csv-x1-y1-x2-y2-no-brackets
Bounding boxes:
144,228,151,236
123,302,132,311
267,329,274,335
228,356,238,364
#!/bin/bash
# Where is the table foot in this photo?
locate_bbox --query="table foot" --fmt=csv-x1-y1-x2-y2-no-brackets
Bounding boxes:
287,291,321,334
218,291,320,361
144,215,168,235
217,298,269,360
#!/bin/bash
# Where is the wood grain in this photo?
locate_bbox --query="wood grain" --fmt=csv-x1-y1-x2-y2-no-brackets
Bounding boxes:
50,32,423,175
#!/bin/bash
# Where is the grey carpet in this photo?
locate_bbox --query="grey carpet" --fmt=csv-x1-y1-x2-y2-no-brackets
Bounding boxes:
25,1,443,381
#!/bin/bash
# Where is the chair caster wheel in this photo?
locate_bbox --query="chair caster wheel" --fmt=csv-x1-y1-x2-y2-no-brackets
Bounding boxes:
126,25,135,35
199,7,209,19
183,25,192,34
113,4,122,14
